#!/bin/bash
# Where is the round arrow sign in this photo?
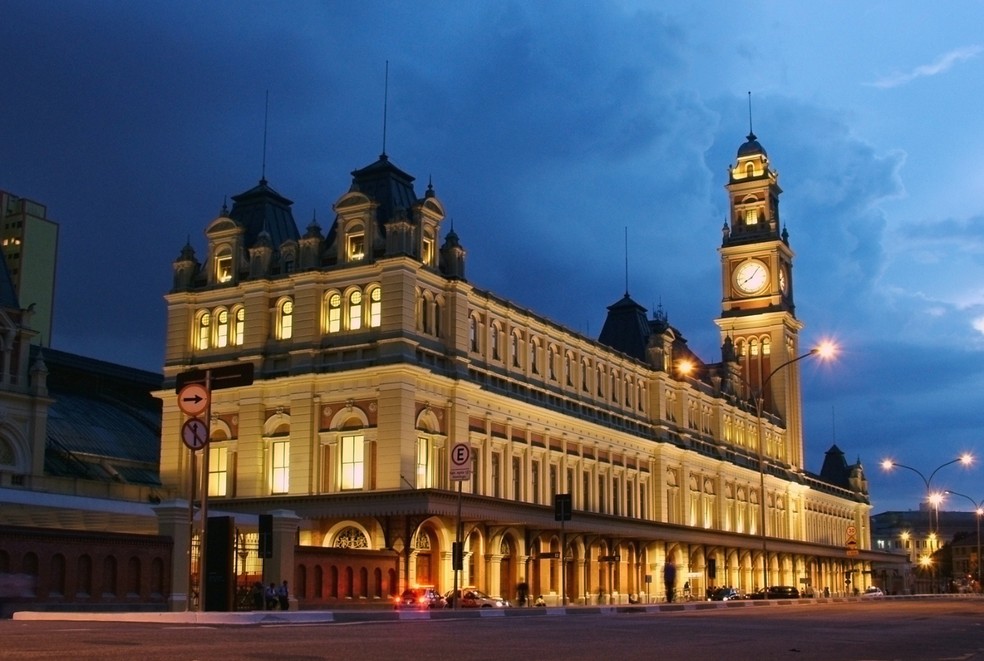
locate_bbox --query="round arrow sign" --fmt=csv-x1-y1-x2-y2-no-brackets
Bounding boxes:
181,417,209,451
178,383,209,416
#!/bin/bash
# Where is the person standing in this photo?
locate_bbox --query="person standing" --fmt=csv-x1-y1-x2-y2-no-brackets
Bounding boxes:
663,560,677,603
265,582,278,610
277,580,289,611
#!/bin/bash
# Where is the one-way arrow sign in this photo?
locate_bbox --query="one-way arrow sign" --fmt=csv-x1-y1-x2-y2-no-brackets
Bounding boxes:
175,363,255,393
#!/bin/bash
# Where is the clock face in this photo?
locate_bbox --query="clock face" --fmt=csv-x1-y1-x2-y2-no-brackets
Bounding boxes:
779,267,788,294
735,260,769,294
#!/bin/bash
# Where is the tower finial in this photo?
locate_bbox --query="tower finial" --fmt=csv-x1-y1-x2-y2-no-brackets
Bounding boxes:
382,60,389,157
624,226,629,296
261,90,269,183
747,91,754,138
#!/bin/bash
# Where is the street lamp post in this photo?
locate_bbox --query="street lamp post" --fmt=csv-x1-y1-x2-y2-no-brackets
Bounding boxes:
881,454,973,592
943,490,983,589
680,342,835,593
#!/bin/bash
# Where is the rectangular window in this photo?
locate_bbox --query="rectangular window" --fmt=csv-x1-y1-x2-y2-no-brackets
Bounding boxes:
416,437,431,488
531,461,540,505
348,234,365,261
208,446,228,497
216,254,232,283
512,456,521,500
491,452,501,498
341,434,365,490
422,238,434,265
271,440,289,494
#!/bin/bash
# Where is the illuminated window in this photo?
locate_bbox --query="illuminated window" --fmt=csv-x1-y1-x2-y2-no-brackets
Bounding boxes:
416,437,432,488
326,293,342,333
216,309,229,348
422,237,434,265
208,446,228,497
744,209,758,226
271,440,289,494
347,233,365,261
215,252,233,283
369,287,382,328
196,311,211,350
232,307,245,345
278,299,293,340
348,290,363,330
762,338,771,355
340,434,364,490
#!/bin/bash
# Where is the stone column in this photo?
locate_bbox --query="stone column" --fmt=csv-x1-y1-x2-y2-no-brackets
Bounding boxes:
154,500,192,612
265,509,301,610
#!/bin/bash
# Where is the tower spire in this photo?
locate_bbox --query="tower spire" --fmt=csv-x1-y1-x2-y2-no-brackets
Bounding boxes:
382,60,389,157
261,90,269,183
747,90,754,138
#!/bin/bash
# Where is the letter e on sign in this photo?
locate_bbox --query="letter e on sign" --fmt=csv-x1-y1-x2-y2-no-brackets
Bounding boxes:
450,442,472,481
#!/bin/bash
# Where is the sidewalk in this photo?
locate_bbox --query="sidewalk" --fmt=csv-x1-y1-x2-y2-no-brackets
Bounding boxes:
16,593,972,625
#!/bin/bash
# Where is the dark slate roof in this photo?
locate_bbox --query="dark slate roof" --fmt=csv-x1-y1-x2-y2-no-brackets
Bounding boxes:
597,294,651,361
737,132,767,158
228,179,300,249
350,153,418,227
818,444,851,489
36,346,163,486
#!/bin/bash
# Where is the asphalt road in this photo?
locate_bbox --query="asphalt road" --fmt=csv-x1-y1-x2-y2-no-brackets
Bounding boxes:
1,600,982,661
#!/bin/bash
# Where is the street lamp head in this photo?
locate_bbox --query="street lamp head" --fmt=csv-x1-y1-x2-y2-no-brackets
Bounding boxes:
959,453,973,467
812,341,837,360
881,459,896,471
928,492,944,507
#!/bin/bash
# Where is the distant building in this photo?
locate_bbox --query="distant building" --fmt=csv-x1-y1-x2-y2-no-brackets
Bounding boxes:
159,131,887,610
0,190,58,347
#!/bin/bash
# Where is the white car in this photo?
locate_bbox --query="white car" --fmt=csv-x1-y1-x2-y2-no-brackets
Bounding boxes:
861,586,884,598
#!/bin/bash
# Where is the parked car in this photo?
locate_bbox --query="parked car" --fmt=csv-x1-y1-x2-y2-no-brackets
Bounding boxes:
748,585,800,599
708,587,742,601
444,589,510,608
394,587,446,609
861,586,884,598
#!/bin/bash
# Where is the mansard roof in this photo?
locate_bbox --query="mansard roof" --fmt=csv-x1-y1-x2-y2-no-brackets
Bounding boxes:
597,293,651,362
228,178,300,249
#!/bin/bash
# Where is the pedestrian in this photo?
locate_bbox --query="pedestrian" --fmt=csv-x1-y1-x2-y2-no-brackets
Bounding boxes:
265,582,278,610
516,579,529,607
251,581,264,610
663,560,677,603
277,579,289,611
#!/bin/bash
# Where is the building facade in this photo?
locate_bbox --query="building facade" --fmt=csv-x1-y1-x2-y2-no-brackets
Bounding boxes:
159,135,884,608
0,191,58,347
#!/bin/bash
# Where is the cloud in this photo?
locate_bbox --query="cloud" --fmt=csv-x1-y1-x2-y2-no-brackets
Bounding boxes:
870,45,983,89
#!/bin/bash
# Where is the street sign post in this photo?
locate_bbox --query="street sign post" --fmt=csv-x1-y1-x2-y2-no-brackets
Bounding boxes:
181,417,209,451
175,363,254,392
178,384,209,417
450,442,472,481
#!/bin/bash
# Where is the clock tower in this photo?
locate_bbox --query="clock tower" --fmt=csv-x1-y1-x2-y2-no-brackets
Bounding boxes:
715,130,808,469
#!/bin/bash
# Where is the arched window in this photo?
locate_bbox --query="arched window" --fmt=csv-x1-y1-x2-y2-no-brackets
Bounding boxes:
469,316,478,352
491,323,500,360
745,162,754,177
196,311,211,350
368,286,382,328
277,299,293,340
232,307,245,345
511,333,520,368
216,309,229,348
348,290,363,330
326,292,342,334
529,338,538,374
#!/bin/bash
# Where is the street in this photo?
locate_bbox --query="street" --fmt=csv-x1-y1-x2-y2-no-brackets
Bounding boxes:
1,600,982,660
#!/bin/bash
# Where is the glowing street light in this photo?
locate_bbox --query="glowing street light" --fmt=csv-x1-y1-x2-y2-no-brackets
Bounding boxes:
882,454,973,592
943,490,983,587
679,341,837,591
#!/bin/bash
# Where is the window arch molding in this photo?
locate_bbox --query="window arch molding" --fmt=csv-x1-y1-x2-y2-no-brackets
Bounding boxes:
323,521,374,549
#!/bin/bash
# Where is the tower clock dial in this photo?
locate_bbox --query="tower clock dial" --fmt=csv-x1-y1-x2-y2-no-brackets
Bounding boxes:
734,260,769,294
779,266,788,294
